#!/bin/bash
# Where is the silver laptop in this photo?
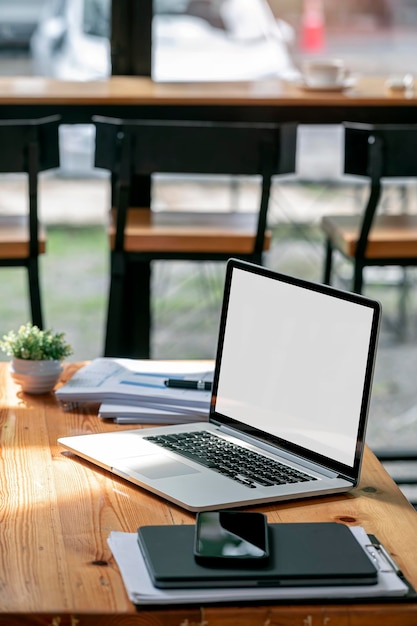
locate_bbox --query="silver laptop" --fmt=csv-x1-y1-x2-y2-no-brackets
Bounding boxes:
58,259,381,512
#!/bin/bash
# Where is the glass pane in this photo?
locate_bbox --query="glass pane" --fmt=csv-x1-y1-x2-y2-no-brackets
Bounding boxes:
82,0,110,38
152,0,297,82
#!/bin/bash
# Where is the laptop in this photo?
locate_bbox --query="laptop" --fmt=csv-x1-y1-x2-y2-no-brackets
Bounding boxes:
58,259,381,512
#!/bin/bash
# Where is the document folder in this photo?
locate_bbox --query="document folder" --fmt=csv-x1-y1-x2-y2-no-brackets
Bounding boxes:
136,522,378,589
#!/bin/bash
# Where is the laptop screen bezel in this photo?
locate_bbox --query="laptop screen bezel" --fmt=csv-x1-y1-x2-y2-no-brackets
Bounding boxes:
210,259,381,483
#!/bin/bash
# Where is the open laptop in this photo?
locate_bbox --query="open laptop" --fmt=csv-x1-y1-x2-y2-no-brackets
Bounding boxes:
58,259,381,512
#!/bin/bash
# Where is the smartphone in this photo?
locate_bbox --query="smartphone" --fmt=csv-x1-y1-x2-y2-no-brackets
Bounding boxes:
194,510,269,567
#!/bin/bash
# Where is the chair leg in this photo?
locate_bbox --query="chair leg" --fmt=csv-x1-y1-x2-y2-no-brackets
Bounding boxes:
323,239,333,285
104,256,152,359
125,261,151,359
353,262,364,294
27,258,43,328
104,252,126,357
396,268,410,341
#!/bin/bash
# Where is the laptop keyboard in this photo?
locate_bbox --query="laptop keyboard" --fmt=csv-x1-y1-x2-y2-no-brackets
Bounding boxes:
144,430,316,489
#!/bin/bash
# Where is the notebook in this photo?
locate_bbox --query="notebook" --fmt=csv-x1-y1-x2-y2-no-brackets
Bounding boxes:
136,522,378,588
58,258,381,512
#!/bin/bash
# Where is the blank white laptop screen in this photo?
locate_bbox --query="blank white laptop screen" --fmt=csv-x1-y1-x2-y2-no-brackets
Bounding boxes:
215,267,375,468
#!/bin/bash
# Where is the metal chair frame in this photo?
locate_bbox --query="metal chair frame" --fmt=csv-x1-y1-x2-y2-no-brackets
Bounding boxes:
0,116,60,328
323,122,417,294
94,116,297,357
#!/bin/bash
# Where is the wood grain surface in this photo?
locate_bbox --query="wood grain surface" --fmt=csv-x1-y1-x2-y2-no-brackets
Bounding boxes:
0,75,416,106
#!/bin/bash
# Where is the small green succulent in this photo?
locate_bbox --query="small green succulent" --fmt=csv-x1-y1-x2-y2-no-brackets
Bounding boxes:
0,323,73,361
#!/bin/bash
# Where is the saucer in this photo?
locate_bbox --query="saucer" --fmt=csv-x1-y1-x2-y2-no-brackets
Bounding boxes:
297,78,356,92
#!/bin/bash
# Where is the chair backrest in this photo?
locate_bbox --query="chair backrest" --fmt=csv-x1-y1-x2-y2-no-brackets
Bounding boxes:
0,115,60,256
343,122,417,259
93,116,297,257
344,122,417,179
0,116,60,175
93,116,297,178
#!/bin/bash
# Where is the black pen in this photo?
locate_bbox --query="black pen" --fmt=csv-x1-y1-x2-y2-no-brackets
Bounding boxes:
164,379,212,391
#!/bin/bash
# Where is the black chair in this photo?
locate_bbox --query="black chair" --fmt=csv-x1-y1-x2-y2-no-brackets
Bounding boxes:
94,116,297,358
322,122,417,295
0,116,60,328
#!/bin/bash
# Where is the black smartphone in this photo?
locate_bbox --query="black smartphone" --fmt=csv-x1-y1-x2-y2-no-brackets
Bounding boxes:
194,510,269,567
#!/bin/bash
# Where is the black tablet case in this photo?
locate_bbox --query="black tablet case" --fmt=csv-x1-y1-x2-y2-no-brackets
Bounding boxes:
137,522,378,589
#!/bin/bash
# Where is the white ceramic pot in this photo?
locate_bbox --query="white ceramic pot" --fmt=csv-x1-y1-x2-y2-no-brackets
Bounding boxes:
10,357,63,394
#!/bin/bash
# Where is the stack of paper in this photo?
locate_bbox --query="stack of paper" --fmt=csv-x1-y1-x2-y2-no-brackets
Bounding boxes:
55,358,214,424
97,403,208,424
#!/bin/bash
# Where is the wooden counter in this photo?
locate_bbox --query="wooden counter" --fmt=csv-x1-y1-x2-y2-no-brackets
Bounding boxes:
0,75,416,105
1,75,417,124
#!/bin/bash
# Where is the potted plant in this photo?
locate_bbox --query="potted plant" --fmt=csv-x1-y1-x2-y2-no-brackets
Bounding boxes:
0,323,73,394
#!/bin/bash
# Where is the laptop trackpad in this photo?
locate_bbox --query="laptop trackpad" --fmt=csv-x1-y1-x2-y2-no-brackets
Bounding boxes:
116,453,200,480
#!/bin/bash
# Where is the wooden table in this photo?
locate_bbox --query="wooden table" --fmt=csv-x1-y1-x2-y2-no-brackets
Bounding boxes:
0,361,417,625
0,75,417,123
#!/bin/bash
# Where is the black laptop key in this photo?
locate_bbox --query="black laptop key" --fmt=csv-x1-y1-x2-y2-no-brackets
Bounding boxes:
145,430,316,488
176,451,218,469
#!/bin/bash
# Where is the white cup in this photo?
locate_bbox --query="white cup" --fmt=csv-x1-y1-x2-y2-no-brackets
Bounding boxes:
302,59,348,88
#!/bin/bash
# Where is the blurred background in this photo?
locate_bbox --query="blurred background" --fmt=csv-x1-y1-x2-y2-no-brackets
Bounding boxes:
1,1,417,485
